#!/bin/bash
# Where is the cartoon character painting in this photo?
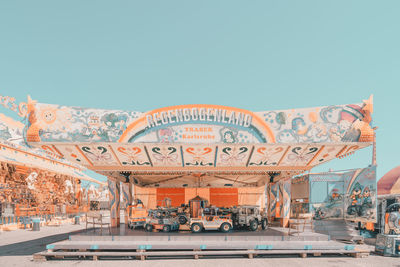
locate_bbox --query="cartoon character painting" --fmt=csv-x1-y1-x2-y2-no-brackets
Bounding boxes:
264,111,286,130
320,106,343,124
311,166,376,222
158,128,174,143
347,182,363,215
320,105,363,142
362,186,372,208
291,117,308,136
220,128,237,143
346,182,375,218
276,129,298,143
329,188,343,202
305,123,328,142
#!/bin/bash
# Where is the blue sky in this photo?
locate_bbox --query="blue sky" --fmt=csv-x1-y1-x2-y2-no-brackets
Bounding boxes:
0,1,399,179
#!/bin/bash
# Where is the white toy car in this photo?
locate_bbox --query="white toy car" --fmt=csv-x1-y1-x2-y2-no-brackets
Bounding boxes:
189,207,232,233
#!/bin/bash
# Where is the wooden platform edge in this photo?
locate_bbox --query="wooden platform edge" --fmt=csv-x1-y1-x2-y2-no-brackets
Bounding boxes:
33,249,371,261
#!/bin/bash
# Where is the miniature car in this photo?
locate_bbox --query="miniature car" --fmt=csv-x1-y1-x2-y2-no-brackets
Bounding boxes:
144,208,180,232
126,200,147,229
230,205,268,231
189,207,233,233
176,204,190,225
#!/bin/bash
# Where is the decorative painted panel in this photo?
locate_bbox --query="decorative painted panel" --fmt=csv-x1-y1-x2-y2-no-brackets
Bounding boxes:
55,144,91,165
307,144,346,165
51,142,371,173
344,166,377,223
78,145,118,166
181,145,216,167
216,144,251,167
336,143,370,158
307,166,377,223
248,144,288,167
26,97,374,145
146,144,182,167
109,143,151,166
279,145,322,166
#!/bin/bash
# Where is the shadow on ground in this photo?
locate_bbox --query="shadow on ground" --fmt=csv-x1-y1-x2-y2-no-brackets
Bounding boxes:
0,229,89,256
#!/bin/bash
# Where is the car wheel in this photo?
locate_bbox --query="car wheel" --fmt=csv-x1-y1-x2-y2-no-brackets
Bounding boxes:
249,220,258,231
191,223,203,233
145,224,153,232
220,222,231,233
163,225,171,232
178,215,188,225
261,219,268,230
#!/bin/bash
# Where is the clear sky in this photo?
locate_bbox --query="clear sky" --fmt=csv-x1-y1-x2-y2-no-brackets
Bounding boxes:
0,1,399,179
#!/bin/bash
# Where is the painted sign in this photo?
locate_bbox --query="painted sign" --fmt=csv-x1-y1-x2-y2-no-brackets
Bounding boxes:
308,166,377,223
344,166,377,222
25,97,374,145
145,106,252,128
121,105,272,144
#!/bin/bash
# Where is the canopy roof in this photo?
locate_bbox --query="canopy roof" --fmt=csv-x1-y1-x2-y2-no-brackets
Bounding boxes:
0,141,105,185
26,141,371,187
378,166,400,195
0,112,105,186
25,97,375,188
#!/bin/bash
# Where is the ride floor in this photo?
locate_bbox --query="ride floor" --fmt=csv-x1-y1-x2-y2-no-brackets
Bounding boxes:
73,224,329,241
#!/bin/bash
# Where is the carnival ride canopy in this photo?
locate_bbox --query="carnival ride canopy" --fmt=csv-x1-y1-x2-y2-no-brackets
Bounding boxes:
378,166,400,195
0,141,104,185
24,96,375,188
0,112,105,186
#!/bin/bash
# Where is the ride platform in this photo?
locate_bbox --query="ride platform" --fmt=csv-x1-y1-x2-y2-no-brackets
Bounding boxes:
33,225,370,261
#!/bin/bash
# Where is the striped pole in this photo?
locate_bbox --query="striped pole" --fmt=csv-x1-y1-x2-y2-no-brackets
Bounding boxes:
108,178,120,227
279,179,291,228
121,183,132,224
268,183,278,222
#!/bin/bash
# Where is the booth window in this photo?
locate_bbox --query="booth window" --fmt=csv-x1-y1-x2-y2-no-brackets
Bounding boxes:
310,182,328,203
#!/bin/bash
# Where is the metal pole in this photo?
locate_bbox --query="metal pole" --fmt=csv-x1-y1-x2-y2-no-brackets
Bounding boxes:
372,128,377,166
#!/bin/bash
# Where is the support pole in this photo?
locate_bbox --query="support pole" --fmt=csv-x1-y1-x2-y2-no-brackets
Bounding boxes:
279,178,291,228
108,178,120,227
372,129,377,165
267,183,278,223
121,183,132,225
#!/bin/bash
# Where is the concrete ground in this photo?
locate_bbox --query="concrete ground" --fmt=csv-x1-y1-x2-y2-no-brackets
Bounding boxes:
1,224,399,267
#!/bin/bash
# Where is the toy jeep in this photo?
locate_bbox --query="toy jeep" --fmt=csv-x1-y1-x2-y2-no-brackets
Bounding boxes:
144,208,180,232
230,205,268,231
127,200,147,229
189,207,233,233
